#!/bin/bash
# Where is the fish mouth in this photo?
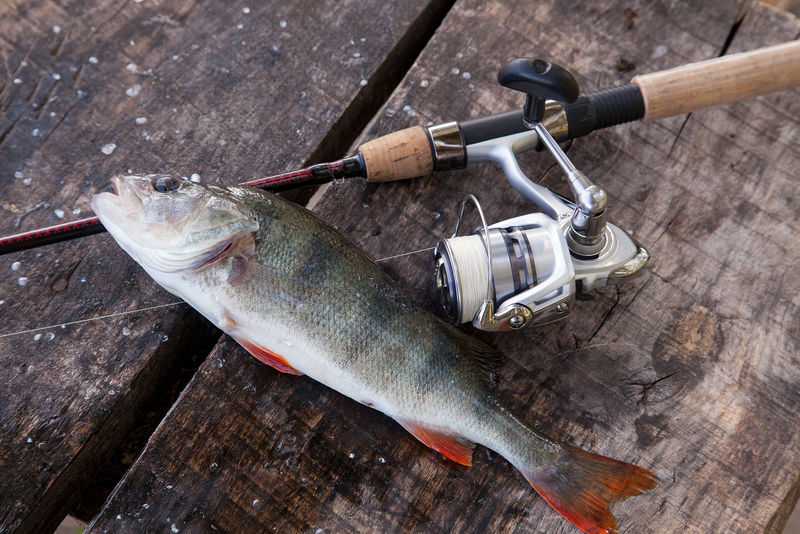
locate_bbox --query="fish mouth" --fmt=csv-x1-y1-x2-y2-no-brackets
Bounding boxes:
90,174,163,251
92,174,163,222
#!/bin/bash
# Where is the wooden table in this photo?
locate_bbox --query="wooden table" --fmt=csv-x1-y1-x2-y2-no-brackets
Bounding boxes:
1,1,798,533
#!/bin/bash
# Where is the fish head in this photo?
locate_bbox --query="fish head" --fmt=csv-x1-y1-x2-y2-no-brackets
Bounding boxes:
91,174,257,273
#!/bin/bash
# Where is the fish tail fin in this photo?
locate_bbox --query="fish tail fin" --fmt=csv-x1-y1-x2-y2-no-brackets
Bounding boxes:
521,445,658,534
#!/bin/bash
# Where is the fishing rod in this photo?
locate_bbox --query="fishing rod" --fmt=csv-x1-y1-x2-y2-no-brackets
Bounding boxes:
2,41,798,256
0,158,365,255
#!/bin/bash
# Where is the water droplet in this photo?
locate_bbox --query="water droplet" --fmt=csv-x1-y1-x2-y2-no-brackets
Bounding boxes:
211,358,224,369
11,261,21,271
22,177,32,186
279,20,287,28
34,333,42,341
122,327,131,336
434,211,441,220
242,6,250,13
116,515,122,520
13,78,22,85
31,128,41,137
209,462,219,473
135,117,147,125
384,108,395,118
88,56,98,64
54,208,65,218
109,389,115,395
190,173,201,182
359,79,367,86
402,105,416,117
14,171,23,179
462,72,471,79
45,332,55,341
158,332,169,343
52,72,61,80
243,383,257,394
26,437,32,443
18,276,28,286
100,142,117,155
72,208,81,215
126,84,141,97
348,452,355,459
651,44,668,59
450,67,460,75
166,484,173,490
252,499,261,509
352,51,360,58
76,89,89,100
0,300,5,305
378,457,386,464
171,524,180,533
420,79,429,88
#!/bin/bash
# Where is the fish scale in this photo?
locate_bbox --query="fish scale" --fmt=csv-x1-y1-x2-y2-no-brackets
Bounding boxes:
91,174,657,534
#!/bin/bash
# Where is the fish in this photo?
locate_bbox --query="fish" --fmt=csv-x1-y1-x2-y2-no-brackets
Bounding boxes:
91,174,657,533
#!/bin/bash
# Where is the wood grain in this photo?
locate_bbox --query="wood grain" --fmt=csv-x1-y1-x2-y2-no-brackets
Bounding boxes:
87,1,800,534
0,0,450,532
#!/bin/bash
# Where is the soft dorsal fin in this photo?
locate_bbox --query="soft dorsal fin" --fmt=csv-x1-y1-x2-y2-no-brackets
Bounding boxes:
397,419,474,466
231,335,303,375
451,328,505,388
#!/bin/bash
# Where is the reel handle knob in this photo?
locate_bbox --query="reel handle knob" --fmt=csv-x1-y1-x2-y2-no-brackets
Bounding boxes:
497,59,579,126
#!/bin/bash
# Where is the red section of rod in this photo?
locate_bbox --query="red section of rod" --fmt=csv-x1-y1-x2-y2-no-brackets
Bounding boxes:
0,217,105,254
1,158,360,255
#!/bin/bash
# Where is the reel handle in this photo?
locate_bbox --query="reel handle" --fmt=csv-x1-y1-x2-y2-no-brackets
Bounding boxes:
497,59,579,125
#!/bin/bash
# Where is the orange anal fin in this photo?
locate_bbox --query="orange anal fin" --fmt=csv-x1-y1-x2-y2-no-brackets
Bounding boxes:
398,420,474,466
233,336,303,375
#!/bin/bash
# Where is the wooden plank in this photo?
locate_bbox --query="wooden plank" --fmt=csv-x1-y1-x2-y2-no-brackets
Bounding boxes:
0,1,450,532
87,1,800,533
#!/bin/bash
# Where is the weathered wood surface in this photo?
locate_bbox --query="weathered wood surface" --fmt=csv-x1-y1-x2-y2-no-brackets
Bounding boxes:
85,1,800,534
0,0,452,532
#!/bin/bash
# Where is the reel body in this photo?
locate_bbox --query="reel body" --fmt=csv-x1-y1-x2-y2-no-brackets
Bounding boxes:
433,58,648,331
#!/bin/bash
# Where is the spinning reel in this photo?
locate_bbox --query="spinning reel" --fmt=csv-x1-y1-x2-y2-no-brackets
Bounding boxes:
435,59,648,331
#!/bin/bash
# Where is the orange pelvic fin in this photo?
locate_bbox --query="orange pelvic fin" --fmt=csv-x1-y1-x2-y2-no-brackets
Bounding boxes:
233,336,303,375
398,419,474,466
524,445,658,534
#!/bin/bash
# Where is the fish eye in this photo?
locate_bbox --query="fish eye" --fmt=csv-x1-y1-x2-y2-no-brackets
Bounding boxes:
152,176,182,193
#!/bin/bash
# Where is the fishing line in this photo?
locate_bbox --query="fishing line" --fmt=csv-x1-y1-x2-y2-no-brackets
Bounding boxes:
0,246,433,339
375,247,434,262
0,301,184,339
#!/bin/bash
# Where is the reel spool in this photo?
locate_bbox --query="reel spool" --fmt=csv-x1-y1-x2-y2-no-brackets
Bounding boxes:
434,196,575,331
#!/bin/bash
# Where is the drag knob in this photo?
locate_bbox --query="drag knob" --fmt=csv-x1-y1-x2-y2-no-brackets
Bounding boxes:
498,58,579,126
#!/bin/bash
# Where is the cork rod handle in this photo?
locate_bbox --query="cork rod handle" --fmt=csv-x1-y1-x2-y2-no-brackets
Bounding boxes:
632,40,800,120
359,126,434,182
